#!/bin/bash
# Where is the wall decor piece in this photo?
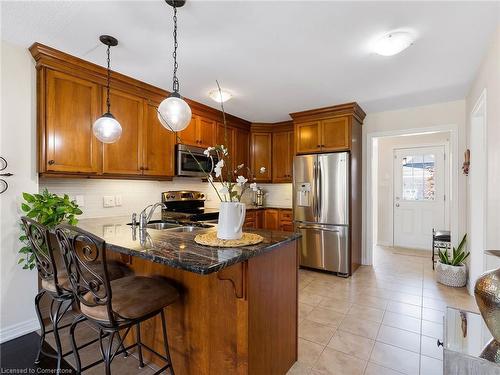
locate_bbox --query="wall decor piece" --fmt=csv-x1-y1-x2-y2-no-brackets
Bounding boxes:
462,149,470,175
474,250,500,363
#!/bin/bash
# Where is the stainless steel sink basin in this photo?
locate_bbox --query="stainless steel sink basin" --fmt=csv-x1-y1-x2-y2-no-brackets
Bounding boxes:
167,226,208,233
146,222,181,230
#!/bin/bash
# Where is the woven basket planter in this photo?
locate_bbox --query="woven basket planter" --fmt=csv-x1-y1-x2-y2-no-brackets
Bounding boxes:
436,261,467,287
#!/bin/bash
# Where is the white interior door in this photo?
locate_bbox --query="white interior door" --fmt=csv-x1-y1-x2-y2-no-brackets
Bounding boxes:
393,146,446,249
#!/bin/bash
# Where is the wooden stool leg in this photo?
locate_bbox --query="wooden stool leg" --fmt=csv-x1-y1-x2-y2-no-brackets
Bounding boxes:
160,309,174,375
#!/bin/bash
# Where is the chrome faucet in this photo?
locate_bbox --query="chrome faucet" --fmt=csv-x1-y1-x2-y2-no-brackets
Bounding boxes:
138,202,166,230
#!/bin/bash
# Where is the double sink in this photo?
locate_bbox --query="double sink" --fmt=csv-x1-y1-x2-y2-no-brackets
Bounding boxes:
129,220,214,233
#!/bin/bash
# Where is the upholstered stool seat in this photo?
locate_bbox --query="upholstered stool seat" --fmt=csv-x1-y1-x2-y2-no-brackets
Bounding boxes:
41,261,130,293
81,276,179,322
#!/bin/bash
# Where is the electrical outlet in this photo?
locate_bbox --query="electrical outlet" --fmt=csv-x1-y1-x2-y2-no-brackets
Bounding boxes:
115,195,122,206
75,195,85,207
103,196,115,208
103,225,115,237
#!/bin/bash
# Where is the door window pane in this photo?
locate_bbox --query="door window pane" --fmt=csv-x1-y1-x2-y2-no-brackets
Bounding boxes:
401,153,436,201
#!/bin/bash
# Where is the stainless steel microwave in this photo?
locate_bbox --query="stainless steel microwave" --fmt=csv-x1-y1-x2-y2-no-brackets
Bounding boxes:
176,144,218,177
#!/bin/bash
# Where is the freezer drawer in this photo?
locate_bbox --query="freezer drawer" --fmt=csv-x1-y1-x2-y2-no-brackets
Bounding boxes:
296,224,349,274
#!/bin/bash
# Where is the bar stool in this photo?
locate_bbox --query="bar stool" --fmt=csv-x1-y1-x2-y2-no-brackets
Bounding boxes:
21,216,130,372
55,224,179,375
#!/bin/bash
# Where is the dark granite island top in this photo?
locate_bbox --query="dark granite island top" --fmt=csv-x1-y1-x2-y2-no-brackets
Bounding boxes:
77,216,300,275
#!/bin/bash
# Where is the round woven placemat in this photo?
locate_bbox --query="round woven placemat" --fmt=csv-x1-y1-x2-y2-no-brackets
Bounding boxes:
194,232,264,247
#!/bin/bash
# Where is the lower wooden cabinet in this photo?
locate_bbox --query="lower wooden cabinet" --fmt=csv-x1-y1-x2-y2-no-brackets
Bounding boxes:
244,208,293,232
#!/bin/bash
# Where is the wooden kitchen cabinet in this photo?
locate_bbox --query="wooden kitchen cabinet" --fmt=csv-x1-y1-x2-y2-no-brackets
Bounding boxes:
180,115,216,149
243,210,256,229
43,69,101,174
142,102,175,177
321,117,349,151
295,121,321,154
251,132,272,182
279,209,294,232
272,131,294,182
255,210,264,229
216,122,235,172
102,89,144,175
264,209,280,230
233,128,250,177
294,116,350,154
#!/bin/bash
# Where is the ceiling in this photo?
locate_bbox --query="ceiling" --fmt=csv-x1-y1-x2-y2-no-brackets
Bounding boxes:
2,1,499,122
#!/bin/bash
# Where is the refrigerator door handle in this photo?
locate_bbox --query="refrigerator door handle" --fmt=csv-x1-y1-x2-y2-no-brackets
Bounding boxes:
312,161,318,220
317,160,322,220
296,225,340,233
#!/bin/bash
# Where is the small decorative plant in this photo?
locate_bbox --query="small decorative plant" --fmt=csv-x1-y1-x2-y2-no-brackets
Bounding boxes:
18,189,82,269
436,234,469,287
438,234,469,266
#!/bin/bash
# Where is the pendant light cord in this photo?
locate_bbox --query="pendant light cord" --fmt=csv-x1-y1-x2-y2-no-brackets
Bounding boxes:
172,3,179,93
106,44,111,113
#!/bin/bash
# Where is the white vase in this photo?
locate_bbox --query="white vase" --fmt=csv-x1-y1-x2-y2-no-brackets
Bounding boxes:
436,261,467,287
217,202,246,240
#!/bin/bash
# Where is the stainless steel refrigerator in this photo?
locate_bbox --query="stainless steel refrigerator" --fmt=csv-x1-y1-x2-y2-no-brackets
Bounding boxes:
293,152,350,275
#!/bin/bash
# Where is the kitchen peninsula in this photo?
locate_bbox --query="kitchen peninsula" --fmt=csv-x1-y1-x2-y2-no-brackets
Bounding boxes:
77,216,300,375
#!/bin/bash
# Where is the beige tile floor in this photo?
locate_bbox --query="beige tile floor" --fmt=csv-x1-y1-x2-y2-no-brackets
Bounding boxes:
42,246,477,375
288,246,478,375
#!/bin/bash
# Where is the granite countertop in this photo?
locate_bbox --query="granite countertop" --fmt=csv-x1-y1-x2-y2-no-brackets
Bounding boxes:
77,216,300,275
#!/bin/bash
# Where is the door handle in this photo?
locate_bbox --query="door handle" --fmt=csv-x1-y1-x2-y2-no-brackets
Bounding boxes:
395,203,400,207
0,156,12,195
297,225,340,233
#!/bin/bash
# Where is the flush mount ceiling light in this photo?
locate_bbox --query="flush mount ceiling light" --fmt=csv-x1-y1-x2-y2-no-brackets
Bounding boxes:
208,89,233,103
158,0,192,132
372,31,415,56
93,35,122,143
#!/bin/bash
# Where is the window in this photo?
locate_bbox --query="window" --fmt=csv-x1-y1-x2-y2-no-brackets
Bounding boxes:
401,153,436,201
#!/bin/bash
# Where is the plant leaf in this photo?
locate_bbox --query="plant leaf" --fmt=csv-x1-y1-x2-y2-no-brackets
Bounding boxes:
21,203,31,212
22,192,35,203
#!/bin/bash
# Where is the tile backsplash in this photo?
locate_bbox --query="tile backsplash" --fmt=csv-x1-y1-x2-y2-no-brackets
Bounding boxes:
40,178,292,219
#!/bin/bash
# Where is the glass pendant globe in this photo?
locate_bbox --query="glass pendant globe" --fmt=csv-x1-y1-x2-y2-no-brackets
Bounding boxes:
157,95,192,132
92,113,122,143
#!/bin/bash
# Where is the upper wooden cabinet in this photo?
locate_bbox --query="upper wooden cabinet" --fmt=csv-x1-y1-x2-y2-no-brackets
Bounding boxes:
233,128,250,177
102,89,144,175
272,130,294,182
43,70,101,174
30,43,250,180
251,132,272,182
179,115,216,149
291,103,365,155
143,102,175,177
216,122,235,172
295,121,321,154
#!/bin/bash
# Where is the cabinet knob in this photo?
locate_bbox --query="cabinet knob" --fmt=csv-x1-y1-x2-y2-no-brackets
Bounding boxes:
437,339,443,347
48,160,55,165
317,145,321,148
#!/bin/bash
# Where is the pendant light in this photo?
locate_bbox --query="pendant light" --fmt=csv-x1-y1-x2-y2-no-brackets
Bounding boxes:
158,0,192,132
93,35,122,143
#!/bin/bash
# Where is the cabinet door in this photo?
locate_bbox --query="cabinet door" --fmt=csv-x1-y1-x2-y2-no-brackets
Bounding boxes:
142,102,175,177
243,210,256,229
233,128,250,177
321,117,350,151
295,121,321,154
217,123,235,172
198,117,216,149
264,209,280,230
256,210,264,229
272,131,293,182
102,89,144,175
179,115,199,147
45,70,101,173
251,132,272,182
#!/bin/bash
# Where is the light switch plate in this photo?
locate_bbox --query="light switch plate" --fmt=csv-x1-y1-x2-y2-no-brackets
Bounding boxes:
75,195,85,207
115,195,122,206
103,196,115,208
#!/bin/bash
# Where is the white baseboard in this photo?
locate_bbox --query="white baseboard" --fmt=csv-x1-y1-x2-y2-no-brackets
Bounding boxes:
376,241,393,247
0,318,40,344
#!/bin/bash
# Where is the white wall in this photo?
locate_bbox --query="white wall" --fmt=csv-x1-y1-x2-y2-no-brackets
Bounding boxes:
363,100,467,263
0,41,39,343
376,132,450,247
466,26,500,292
40,178,292,219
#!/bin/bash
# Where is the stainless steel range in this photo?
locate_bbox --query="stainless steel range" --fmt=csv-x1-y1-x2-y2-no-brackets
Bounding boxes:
161,191,219,222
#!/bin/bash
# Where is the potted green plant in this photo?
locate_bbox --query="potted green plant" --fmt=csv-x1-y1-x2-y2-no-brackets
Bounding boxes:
18,189,82,269
436,234,469,287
